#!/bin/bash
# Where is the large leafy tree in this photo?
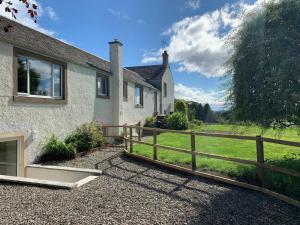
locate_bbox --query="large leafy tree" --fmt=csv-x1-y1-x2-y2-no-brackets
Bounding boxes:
228,0,300,128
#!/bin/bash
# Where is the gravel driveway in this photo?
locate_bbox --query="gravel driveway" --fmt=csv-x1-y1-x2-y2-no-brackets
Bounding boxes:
0,147,299,225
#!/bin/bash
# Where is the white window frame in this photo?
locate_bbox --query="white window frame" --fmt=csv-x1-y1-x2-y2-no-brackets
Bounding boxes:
0,137,21,177
17,55,63,99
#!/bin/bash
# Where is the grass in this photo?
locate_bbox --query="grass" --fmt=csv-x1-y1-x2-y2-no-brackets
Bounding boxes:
133,124,300,198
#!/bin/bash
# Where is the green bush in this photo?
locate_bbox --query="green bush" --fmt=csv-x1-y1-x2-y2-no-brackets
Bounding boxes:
174,99,188,116
40,136,76,162
264,153,300,198
165,112,189,130
189,119,203,130
65,122,106,153
144,116,156,128
89,121,106,148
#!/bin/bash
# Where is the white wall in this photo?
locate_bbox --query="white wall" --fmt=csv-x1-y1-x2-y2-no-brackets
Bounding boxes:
161,66,174,115
123,81,156,125
0,41,113,163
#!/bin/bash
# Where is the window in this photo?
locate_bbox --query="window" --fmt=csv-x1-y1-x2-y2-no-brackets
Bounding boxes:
0,140,18,176
123,81,128,101
17,55,64,99
135,85,143,106
96,74,109,97
164,82,167,97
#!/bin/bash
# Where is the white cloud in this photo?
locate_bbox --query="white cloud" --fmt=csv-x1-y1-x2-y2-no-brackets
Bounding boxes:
186,0,201,10
137,19,145,24
45,6,58,21
175,83,226,110
142,0,274,78
108,8,131,20
108,8,145,24
0,0,56,36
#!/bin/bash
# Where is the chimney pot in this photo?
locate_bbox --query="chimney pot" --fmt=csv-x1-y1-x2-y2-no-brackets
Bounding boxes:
109,39,123,46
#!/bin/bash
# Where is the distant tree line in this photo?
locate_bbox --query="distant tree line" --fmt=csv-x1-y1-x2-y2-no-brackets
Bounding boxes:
175,99,217,123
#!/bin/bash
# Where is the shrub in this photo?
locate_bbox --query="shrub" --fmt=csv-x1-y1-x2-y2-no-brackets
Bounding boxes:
89,121,106,148
174,99,188,116
165,112,189,130
189,119,203,130
40,136,76,162
144,116,156,128
65,122,105,153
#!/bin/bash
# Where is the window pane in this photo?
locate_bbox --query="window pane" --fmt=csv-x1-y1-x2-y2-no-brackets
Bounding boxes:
17,56,28,93
0,141,17,176
135,86,141,105
123,82,128,98
97,77,102,95
53,65,62,97
29,59,52,96
97,76,108,96
101,78,106,94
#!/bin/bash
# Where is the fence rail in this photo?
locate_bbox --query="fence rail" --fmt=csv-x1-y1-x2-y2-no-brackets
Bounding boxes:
102,124,300,206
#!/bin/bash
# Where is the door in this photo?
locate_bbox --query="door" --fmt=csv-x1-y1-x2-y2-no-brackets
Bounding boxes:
154,92,158,113
0,140,18,176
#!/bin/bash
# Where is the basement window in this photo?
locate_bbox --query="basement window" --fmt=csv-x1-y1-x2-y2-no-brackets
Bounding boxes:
0,140,19,176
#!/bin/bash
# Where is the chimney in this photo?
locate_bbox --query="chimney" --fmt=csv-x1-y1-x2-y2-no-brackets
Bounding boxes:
109,39,123,134
162,50,169,67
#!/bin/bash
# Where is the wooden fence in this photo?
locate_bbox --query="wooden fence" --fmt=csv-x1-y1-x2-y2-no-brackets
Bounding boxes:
102,124,300,206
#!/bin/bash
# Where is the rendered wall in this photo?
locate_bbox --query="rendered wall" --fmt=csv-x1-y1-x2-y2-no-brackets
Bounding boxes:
0,41,113,163
161,66,174,114
123,81,156,125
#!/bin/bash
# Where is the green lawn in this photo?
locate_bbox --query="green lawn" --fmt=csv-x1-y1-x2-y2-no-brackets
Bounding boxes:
132,124,300,198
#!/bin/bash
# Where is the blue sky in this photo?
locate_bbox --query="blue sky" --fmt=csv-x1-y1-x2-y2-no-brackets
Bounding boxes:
0,0,262,110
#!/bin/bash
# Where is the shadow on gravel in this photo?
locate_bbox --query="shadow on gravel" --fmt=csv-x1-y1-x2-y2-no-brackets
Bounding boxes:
95,153,300,225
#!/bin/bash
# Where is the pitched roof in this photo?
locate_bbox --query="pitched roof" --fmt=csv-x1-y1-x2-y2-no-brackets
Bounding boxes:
126,65,166,90
0,16,157,90
126,65,166,80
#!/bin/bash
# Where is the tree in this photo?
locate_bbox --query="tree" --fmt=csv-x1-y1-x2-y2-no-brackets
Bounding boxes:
197,103,204,121
228,0,300,128
0,0,38,32
174,99,188,118
187,101,198,121
203,103,214,123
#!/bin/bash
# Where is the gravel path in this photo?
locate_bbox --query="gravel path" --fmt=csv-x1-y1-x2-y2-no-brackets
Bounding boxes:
0,148,299,225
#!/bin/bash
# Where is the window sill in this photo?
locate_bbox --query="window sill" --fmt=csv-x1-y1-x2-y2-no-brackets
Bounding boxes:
96,95,110,99
13,96,67,104
135,105,144,108
123,97,128,102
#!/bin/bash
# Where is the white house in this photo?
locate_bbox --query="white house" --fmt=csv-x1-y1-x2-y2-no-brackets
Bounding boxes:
0,16,174,176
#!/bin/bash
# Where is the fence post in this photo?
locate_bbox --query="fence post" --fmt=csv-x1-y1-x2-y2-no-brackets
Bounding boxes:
153,129,157,160
256,135,265,187
129,127,133,153
123,124,128,150
138,121,141,141
191,131,196,171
